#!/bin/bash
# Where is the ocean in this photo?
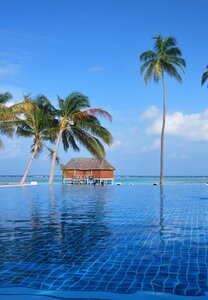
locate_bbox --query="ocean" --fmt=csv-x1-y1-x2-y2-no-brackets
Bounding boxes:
0,175,208,186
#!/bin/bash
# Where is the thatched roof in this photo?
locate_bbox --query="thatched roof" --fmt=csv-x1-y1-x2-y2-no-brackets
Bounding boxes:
63,158,115,170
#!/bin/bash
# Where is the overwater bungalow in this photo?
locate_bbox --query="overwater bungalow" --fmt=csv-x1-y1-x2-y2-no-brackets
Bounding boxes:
62,157,115,185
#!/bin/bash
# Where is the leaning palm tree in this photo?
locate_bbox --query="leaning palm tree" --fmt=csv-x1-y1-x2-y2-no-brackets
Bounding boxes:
49,93,113,185
16,95,56,184
0,92,14,149
201,65,208,87
140,35,186,185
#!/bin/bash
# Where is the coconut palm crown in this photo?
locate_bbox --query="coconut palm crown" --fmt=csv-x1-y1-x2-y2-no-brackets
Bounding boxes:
201,65,208,87
16,95,57,184
49,92,113,184
140,35,186,185
140,35,186,83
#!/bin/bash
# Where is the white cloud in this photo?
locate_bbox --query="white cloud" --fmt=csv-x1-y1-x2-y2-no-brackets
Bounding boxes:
108,140,122,151
169,152,189,160
140,105,160,120
121,141,141,154
88,66,105,73
142,106,208,142
141,138,160,152
108,126,142,154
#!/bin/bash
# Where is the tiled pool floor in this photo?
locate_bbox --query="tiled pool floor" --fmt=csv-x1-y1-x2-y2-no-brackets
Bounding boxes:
0,185,208,297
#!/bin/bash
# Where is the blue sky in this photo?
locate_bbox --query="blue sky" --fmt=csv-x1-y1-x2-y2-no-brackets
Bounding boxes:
0,0,208,176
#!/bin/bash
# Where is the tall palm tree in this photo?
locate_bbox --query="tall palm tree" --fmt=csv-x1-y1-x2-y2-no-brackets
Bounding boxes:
49,93,113,185
140,35,186,185
201,65,208,87
16,95,56,184
0,92,14,149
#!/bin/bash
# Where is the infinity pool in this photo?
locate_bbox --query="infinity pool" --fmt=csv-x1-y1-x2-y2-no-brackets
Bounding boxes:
0,185,208,298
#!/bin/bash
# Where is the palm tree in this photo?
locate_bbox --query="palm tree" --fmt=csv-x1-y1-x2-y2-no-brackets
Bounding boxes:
140,35,185,185
201,65,208,87
49,92,113,185
0,92,14,149
16,95,56,184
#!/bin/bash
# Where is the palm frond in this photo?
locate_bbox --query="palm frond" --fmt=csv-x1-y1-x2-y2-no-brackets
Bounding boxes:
201,65,208,86
166,47,182,57
140,35,185,84
46,127,59,143
45,144,61,165
140,51,156,62
62,129,80,152
84,108,112,122
16,126,34,137
0,106,14,121
72,127,105,159
73,119,113,145
168,57,186,71
153,34,163,52
0,138,4,149
163,61,182,83
0,92,12,105
65,93,90,112
140,59,155,74
0,121,15,137
143,63,156,84
154,61,162,82
12,97,39,116
163,36,176,49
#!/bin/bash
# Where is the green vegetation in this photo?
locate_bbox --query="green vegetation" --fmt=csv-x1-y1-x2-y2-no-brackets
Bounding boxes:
0,92,113,184
0,92,15,149
15,95,57,184
140,35,186,185
48,93,113,185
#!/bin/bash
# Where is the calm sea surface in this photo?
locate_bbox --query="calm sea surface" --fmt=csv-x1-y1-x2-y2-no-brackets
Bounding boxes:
0,175,208,186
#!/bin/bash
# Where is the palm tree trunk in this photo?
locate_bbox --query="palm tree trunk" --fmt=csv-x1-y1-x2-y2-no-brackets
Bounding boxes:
49,129,63,185
160,71,166,186
20,145,38,185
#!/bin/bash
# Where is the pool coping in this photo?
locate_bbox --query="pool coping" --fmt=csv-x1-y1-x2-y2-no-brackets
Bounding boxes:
0,287,206,299
0,183,38,187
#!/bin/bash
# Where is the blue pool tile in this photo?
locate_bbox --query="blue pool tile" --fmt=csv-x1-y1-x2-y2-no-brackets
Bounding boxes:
1,185,208,296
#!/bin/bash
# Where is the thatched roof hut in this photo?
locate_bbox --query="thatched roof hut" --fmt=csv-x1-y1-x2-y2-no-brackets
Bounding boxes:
63,158,115,185
63,157,114,170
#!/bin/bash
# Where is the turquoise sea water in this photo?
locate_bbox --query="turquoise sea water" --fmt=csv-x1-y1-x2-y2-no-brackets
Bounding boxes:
0,175,208,186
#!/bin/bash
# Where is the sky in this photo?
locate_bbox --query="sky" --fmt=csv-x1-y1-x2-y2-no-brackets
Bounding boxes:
0,0,208,176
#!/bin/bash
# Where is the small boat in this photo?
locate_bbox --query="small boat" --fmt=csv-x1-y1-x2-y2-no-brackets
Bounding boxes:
116,182,122,186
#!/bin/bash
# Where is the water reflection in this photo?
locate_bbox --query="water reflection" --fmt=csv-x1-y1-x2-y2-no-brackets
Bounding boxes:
159,186,165,244
0,186,112,269
0,185,206,296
